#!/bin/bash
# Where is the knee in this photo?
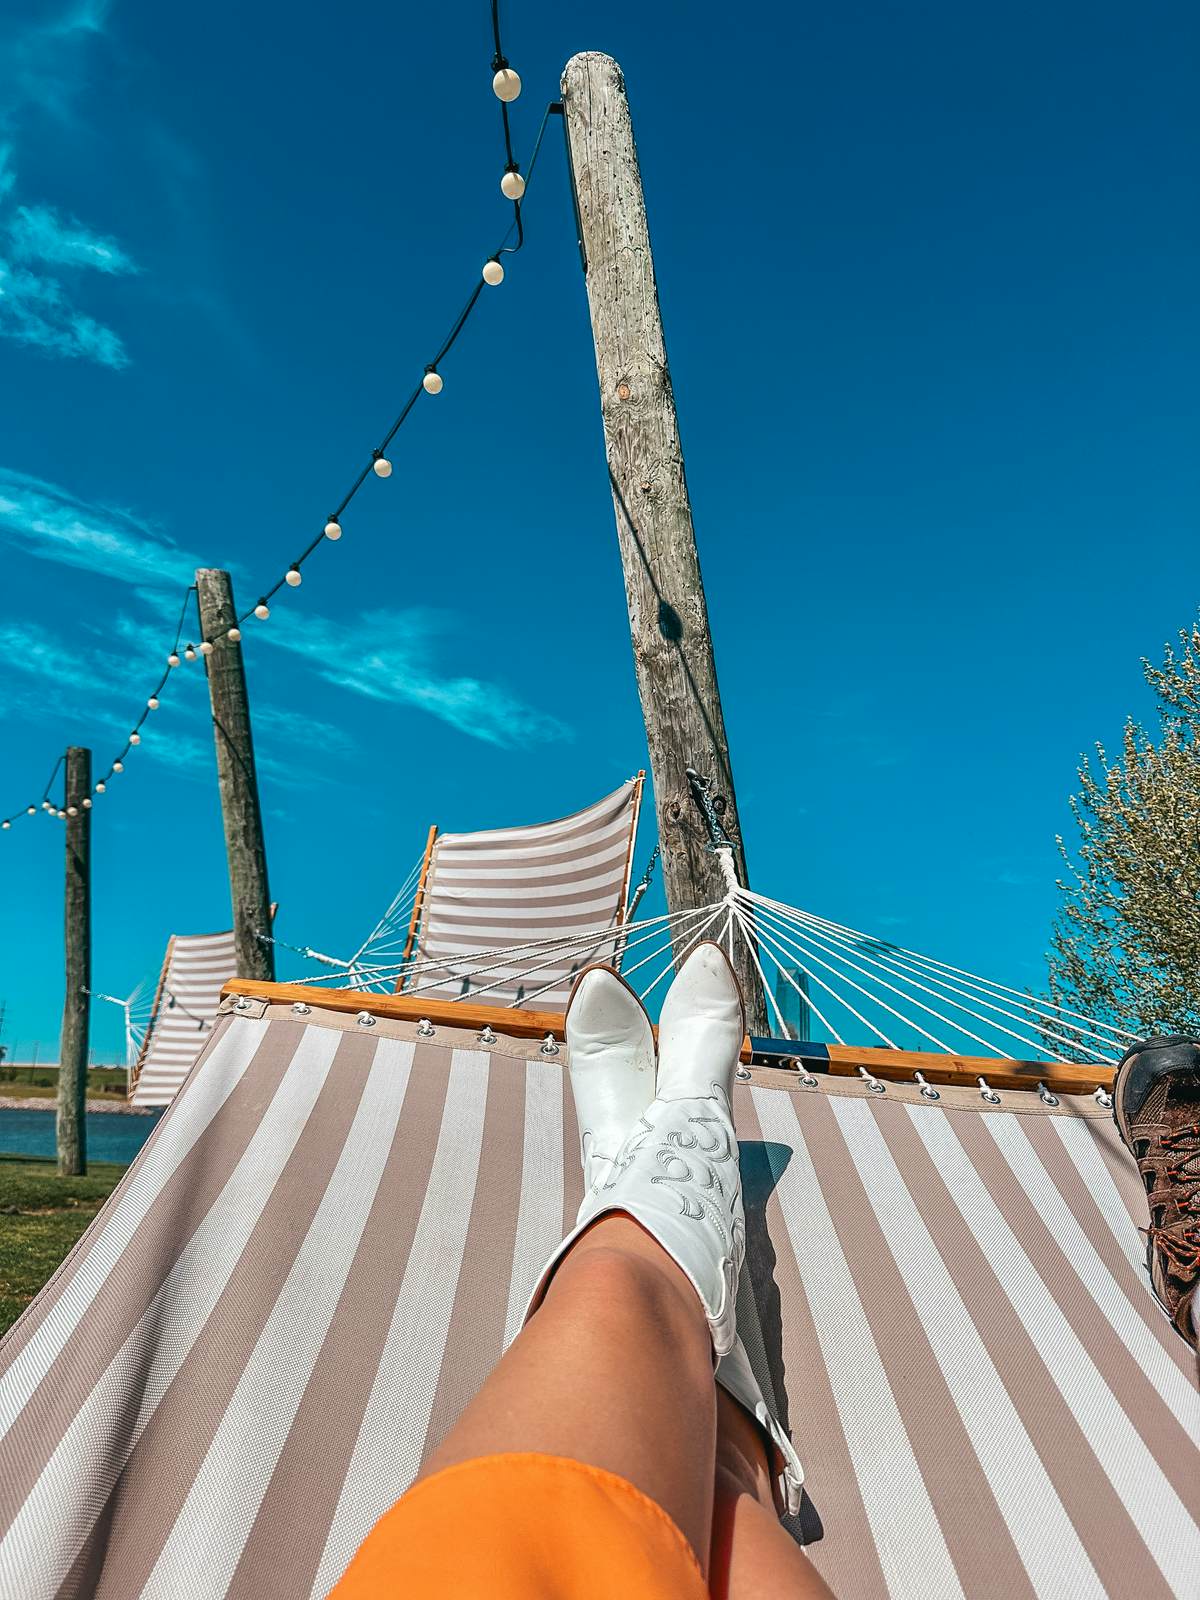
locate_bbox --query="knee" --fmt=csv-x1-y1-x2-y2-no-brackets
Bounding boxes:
552,1240,706,1346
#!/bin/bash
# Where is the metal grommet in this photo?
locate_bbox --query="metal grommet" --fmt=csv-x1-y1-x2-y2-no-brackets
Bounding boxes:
291,1001,311,1016
540,1033,560,1056
914,1071,940,1101
735,1065,752,1081
1037,1081,1060,1107
480,1024,498,1045
416,1019,435,1038
234,997,251,1011
1093,1085,1113,1109
858,1067,887,1095
978,1075,1001,1105
799,1071,819,1088
356,1011,377,1027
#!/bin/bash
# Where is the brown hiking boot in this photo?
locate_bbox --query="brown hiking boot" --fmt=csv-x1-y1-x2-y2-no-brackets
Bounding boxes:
1113,1035,1200,1350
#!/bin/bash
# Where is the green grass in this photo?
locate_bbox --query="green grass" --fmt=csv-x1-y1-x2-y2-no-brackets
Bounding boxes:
0,1156,127,1336
0,1067,127,1100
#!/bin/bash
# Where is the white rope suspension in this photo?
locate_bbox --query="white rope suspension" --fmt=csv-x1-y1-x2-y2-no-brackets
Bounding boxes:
741,908,890,1047
745,894,1034,1058
738,911,850,1045
744,893,1082,1063
783,902,1139,1045
782,906,1118,1064
634,904,728,1001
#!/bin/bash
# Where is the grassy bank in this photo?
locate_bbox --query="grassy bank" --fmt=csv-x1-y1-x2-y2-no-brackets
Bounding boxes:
0,1156,126,1335
0,1067,127,1102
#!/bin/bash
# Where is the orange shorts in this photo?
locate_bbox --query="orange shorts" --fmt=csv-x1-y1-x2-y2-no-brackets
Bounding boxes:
330,1451,709,1599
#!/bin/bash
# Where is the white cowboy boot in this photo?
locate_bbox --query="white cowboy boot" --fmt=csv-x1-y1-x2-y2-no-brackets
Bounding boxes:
565,965,656,1191
525,943,747,1358
716,1335,805,1517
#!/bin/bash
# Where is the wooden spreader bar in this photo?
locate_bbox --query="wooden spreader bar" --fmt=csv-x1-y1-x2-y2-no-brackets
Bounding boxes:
223,981,1116,1095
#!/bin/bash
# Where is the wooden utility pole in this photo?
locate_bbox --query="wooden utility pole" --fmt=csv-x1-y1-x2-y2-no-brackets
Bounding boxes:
560,52,767,1029
58,746,90,1176
195,569,275,981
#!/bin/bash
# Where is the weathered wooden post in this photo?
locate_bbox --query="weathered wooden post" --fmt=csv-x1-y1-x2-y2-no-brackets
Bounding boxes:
560,52,767,1029
57,745,90,1176
195,569,275,981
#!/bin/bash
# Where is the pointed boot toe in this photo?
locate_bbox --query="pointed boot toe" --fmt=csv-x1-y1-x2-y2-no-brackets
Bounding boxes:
656,941,746,1103
565,966,656,1192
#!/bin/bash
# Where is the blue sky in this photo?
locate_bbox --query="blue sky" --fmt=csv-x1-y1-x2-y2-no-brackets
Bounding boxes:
0,0,1195,1062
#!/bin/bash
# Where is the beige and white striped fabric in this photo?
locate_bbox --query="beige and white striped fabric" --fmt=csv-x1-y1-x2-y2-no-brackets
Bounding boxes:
2,1000,1197,1599
405,778,641,1008
130,931,238,1108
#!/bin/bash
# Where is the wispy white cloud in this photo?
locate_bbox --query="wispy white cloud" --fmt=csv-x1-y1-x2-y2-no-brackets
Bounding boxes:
9,203,138,275
0,2,136,367
264,609,573,749
0,466,200,589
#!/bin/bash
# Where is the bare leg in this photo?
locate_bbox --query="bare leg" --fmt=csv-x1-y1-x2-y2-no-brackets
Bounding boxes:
419,1213,719,1572
709,1387,838,1599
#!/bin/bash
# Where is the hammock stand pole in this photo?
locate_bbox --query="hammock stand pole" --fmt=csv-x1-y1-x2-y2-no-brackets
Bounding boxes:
57,745,91,1176
195,569,275,983
560,54,768,1030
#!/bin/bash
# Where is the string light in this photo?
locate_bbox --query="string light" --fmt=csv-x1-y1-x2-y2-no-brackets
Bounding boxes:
3,0,546,835
82,798,92,809
492,65,521,101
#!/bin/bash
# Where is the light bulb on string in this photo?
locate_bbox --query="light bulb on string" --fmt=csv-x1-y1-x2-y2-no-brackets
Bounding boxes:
325,519,342,540
82,798,92,809
42,800,52,811
423,369,443,395
129,732,141,746
26,805,36,815
500,166,525,201
254,601,270,620
2,821,9,830
228,626,241,642
199,640,214,656
168,653,181,668
113,761,124,773
147,697,160,710
483,258,504,286
184,645,197,662
95,783,106,794
285,567,302,587
492,65,521,101
373,455,392,478
57,809,66,819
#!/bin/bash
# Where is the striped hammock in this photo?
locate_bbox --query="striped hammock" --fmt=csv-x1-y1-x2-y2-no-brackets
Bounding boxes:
1,988,1196,1598
129,931,238,1108
403,776,643,1007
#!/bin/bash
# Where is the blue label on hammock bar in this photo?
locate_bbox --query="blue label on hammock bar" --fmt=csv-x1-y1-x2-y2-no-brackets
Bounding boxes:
749,1038,830,1064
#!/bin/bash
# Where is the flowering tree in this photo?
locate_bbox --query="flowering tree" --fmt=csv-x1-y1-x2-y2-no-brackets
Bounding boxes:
1048,621,1200,1043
